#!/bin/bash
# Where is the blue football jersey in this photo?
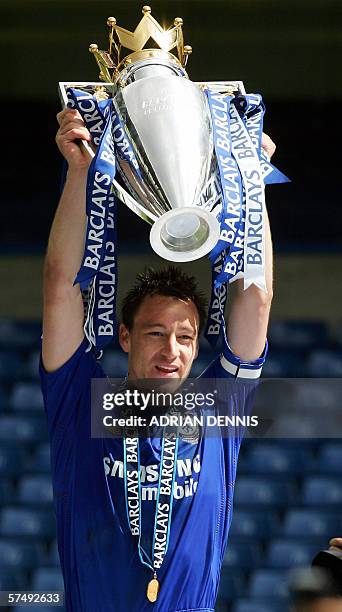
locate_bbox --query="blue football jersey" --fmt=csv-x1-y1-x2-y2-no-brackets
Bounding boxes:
40,338,266,611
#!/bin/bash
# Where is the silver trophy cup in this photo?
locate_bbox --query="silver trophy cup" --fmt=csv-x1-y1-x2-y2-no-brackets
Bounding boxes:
59,8,245,262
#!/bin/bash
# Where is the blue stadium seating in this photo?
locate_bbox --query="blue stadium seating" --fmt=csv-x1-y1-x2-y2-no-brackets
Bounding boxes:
215,598,229,612
315,443,342,474
18,475,53,505
47,538,60,567
261,350,307,377
0,444,30,475
0,507,56,538
0,350,24,381
0,384,9,410
301,476,342,505
10,381,44,411
223,542,262,570
0,415,47,442
232,599,288,612
218,568,245,601
234,478,296,506
25,349,40,380
229,510,279,538
248,569,289,600
0,539,45,569
240,445,312,476
282,509,342,540
267,320,328,350
101,350,128,377
0,567,28,590
32,567,64,591
307,349,342,377
265,539,318,568
0,320,41,350
0,479,14,504
29,442,51,473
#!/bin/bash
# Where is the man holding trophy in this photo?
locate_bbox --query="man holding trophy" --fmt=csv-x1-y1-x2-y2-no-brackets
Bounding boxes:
40,6,287,611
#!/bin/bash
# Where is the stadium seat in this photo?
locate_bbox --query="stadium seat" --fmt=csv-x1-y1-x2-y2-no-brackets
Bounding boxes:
0,507,56,538
32,567,64,591
248,569,289,600
229,511,279,538
0,319,41,350
306,349,342,377
261,350,306,378
217,567,244,602
301,476,342,506
234,478,295,506
0,567,28,590
232,599,287,612
0,384,9,411
0,415,47,442
101,350,128,377
241,445,312,476
10,381,44,411
47,538,60,567
223,542,262,570
215,598,229,612
30,443,51,473
282,509,342,540
0,479,14,504
0,539,45,569
265,539,318,569
25,349,40,380
18,475,53,505
268,320,328,351
315,442,342,474
0,351,24,381
0,445,30,475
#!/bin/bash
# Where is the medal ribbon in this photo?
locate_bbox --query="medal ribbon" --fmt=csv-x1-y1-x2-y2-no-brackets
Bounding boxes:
123,431,179,575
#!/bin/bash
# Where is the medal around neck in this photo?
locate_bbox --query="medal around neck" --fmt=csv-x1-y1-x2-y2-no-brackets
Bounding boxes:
147,575,160,602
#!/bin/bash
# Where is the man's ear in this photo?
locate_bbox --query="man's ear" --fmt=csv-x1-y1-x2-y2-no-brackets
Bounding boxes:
119,323,130,353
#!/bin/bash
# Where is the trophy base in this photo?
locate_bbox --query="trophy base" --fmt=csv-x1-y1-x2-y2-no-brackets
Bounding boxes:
150,207,220,262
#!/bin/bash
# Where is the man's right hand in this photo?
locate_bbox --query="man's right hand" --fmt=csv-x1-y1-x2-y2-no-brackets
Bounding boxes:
56,108,92,170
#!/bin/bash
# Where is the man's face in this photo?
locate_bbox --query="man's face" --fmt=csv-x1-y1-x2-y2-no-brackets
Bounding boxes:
119,294,199,380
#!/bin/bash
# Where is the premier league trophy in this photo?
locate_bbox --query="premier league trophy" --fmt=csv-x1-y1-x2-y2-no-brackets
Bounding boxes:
59,6,289,350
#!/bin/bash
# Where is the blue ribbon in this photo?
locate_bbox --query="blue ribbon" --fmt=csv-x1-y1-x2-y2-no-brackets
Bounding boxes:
66,88,143,350
205,90,290,346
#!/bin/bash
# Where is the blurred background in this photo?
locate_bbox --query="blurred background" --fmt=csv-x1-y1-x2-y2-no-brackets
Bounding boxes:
0,0,342,610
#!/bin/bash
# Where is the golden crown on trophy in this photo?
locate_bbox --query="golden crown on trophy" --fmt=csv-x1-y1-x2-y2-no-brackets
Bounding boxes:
89,5,192,82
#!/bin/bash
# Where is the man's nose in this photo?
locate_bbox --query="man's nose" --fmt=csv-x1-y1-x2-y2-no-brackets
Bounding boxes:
161,335,179,360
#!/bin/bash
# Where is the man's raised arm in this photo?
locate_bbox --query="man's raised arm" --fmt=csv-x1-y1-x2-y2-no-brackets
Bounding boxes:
42,109,92,372
227,134,275,361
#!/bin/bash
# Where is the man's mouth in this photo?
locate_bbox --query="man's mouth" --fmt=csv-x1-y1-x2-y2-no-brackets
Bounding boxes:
155,365,179,375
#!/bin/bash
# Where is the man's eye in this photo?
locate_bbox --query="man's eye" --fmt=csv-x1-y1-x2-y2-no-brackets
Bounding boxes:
179,335,193,341
148,331,163,337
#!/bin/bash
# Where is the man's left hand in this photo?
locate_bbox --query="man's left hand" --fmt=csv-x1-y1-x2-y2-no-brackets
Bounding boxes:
261,133,276,160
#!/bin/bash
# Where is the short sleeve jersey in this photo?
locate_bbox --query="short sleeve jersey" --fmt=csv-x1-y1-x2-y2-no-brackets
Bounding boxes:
40,338,266,612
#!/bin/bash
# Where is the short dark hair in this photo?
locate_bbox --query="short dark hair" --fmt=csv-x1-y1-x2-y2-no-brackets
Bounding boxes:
121,266,207,334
